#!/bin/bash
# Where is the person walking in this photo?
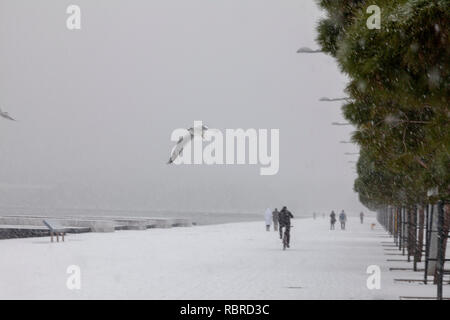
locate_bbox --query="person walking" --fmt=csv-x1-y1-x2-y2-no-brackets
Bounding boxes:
339,210,347,230
272,208,279,232
360,211,364,224
330,210,336,230
264,208,272,231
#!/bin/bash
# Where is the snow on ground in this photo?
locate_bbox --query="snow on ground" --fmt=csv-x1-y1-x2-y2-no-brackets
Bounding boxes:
0,216,448,299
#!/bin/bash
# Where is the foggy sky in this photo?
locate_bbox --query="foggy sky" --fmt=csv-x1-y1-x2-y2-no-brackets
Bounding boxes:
0,0,368,215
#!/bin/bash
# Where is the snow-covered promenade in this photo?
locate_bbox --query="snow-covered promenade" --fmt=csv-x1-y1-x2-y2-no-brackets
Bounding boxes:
0,216,447,299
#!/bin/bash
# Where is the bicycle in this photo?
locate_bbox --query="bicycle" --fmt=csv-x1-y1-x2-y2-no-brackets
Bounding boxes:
282,225,292,250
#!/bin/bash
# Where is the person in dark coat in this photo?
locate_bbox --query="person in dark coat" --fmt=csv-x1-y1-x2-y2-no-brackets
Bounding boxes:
339,210,347,230
272,208,279,232
279,206,294,247
330,210,336,230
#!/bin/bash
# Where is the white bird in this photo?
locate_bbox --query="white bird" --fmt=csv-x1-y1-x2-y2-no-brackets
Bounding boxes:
0,107,16,121
167,124,211,164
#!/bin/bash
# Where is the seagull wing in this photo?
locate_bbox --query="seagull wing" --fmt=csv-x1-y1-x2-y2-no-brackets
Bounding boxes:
167,133,192,164
0,108,16,121
3,114,16,121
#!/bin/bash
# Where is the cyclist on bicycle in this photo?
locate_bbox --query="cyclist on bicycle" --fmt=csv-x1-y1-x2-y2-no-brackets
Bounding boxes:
279,206,294,248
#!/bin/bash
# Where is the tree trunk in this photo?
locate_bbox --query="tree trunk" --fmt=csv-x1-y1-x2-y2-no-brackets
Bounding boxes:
407,207,416,263
428,204,438,277
433,202,449,285
434,202,448,293
401,207,405,254
397,208,400,247
415,206,425,262
440,203,450,267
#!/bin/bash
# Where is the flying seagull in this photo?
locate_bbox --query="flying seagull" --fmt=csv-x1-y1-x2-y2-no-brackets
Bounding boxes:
167,124,211,164
0,107,16,121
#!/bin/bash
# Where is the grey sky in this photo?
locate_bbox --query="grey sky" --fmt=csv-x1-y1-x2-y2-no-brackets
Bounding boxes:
0,0,367,215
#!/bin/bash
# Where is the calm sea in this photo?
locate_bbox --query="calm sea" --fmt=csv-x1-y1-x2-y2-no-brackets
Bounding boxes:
0,206,263,225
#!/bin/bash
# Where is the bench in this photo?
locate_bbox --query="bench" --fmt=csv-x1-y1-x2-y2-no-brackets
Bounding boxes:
43,220,67,242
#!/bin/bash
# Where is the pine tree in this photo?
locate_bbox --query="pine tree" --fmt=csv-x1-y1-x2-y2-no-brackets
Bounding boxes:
315,1,449,284
316,0,449,206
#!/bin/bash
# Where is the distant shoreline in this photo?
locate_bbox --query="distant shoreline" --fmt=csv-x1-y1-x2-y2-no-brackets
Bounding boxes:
0,208,262,226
